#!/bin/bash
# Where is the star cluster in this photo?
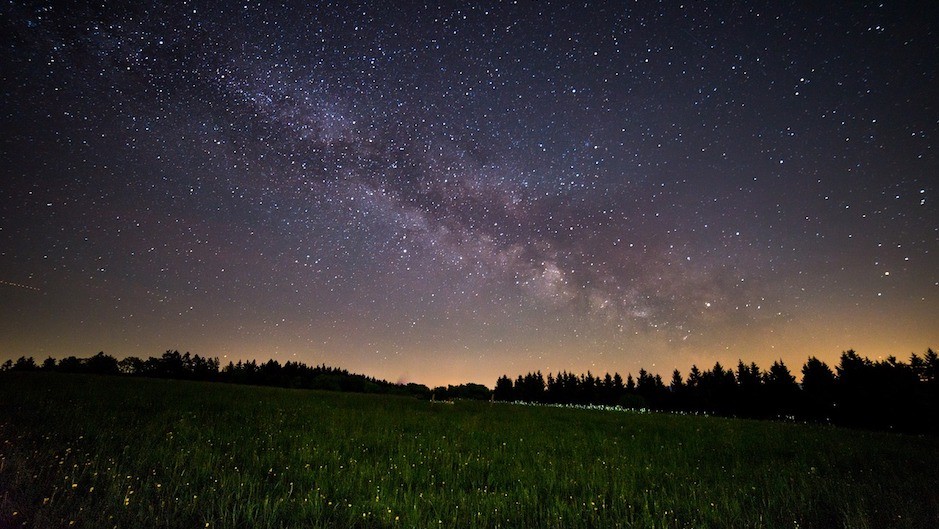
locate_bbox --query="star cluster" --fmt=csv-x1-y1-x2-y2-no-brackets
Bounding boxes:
1,1,936,385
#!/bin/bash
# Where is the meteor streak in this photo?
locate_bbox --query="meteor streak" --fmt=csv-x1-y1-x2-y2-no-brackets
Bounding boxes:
0,280,41,292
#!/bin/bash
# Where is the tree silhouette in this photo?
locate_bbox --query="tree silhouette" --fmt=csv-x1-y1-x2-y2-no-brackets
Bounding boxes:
834,349,874,426
700,362,736,415
764,360,798,417
669,369,684,391
686,365,701,391
58,356,83,372
494,375,514,401
924,348,939,383
12,356,37,371
86,352,119,375
6,346,938,432
801,357,836,420
119,356,145,375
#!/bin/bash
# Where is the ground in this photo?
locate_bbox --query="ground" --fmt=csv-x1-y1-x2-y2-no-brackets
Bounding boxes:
1,373,936,528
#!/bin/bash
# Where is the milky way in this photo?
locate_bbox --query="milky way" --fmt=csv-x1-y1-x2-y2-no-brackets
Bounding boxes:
1,1,936,385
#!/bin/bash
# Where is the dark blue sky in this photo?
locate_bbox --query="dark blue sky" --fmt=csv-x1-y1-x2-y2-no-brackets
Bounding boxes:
2,1,936,385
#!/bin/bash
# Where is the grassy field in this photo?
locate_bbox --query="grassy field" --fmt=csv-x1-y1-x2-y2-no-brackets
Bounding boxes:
0,373,936,528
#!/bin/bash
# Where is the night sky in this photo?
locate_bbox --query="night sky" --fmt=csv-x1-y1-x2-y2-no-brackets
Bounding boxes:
1,1,936,387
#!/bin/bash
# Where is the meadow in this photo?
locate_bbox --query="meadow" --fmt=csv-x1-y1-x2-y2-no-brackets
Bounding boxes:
1,373,936,528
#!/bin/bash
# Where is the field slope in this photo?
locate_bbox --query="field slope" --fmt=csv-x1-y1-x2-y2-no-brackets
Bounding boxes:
1,373,936,528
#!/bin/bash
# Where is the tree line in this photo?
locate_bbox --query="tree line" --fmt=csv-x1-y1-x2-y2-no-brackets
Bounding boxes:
3,348,936,432
0,350,483,401
495,349,938,433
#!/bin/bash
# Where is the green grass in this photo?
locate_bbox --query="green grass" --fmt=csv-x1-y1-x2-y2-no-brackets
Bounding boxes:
1,373,936,528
